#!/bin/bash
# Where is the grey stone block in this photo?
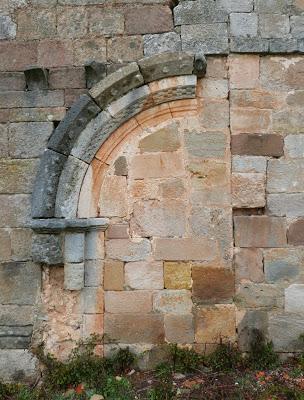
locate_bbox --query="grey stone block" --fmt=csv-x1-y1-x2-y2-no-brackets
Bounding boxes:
267,193,304,217
85,61,107,89
64,232,85,263
0,336,31,350
181,24,229,54
0,15,16,40
255,0,291,14
259,14,290,39
269,312,304,352
55,156,89,218
64,262,84,291
267,159,304,193
32,233,63,265
284,134,304,158
216,0,253,12
48,94,100,156
291,16,304,39
174,0,228,25
238,310,268,351
138,52,194,83
90,62,144,109
31,149,67,218
0,262,41,305
85,230,105,260
85,259,103,287
230,13,258,38
0,305,34,326
264,248,304,284
0,195,31,228
0,91,64,109
24,67,49,91
0,159,38,195
0,350,38,383
230,37,269,53
144,33,181,57
29,218,109,233
81,287,103,314
269,39,298,53
232,156,267,173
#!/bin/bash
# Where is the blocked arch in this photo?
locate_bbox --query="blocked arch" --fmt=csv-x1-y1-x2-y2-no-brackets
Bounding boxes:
31,52,206,220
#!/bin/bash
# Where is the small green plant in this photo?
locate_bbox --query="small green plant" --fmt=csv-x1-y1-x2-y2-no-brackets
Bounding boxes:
110,347,135,375
247,329,280,370
102,376,134,400
147,363,175,400
169,344,203,373
207,341,242,372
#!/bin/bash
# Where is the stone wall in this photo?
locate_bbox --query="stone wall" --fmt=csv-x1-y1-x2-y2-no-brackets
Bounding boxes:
0,0,304,382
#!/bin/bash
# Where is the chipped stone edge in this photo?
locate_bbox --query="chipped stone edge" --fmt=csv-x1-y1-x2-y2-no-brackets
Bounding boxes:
29,218,109,233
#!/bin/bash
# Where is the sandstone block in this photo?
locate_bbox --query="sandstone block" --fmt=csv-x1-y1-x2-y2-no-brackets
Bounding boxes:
125,6,173,35
114,156,128,176
259,14,290,39
107,36,143,63
285,284,304,313
234,216,287,248
89,8,124,35
0,91,63,109
85,231,104,260
159,178,186,199
236,283,284,309
64,263,84,291
0,160,38,195
288,219,304,245
230,89,282,109
195,305,236,343
200,78,228,99
264,248,304,283
232,156,267,173
267,193,304,217
99,176,128,218
105,291,152,314
0,124,8,158
0,195,31,228
164,262,191,290
82,287,104,314
73,38,106,66
234,248,264,284
273,109,304,134
232,173,266,208
230,13,258,37
139,124,180,153
125,261,164,290
185,131,227,159
144,32,181,56
0,42,37,72
0,230,11,262
192,267,234,304
199,99,229,130
267,160,304,193
269,313,304,352
237,310,268,351
229,55,259,89
106,224,129,240
104,313,164,344
285,135,304,158
0,350,38,383
85,260,103,287
164,314,194,344
49,67,85,89
153,290,192,313
106,239,151,262
130,153,184,179
104,260,124,291
38,39,73,68
231,108,271,133
17,9,56,39
154,237,217,262
206,56,228,79
83,314,103,337
231,134,284,157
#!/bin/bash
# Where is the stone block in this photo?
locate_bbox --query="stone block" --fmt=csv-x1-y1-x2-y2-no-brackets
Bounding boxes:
89,8,124,35
231,108,271,134
237,310,268,351
185,131,227,159
230,38,269,53
153,237,218,262
17,9,56,39
0,15,16,39
234,248,264,284
90,62,143,109
291,16,304,39
125,6,173,35
232,156,267,173
231,89,282,109
192,267,234,304
164,314,194,344
195,305,236,343
64,232,85,263
0,262,41,305
287,90,304,106
231,134,284,157
85,259,103,287
264,248,304,283
85,61,106,89
82,287,103,314
106,239,151,262
0,90,63,109
125,261,164,290
0,350,38,383
114,156,128,176
0,229,10,262
149,75,197,105
99,176,128,218
216,0,253,12
268,193,304,217
38,39,74,68
159,178,186,199
236,283,284,309
130,153,184,179
206,56,228,79
105,291,152,313
73,38,106,66
0,305,34,327
234,216,287,248
106,224,129,240
0,159,38,195
32,234,63,265
144,32,181,56
107,36,143,63
64,263,84,291
138,52,193,83
139,124,180,153
285,134,304,158
0,326,32,350
269,313,304,352
0,195,31,228
181,23,229,54
288,219,304,245
6,108,65,124
174,0,228,25
259,14,290,39
83,314,103,337
267,159,304,193
153,290,192,313
58,6,88,38
49,67,86,89
164,262,191,290
273,109,304,133
285,284,304,313
232,173,266,208
0,124,8,158
104,260,124,291
0,72,25,91
104,313,164,344
255,0,290,13
230,13,258,37
85,231,104,260
0,42,37,72
269,38,298,53
229,55,259,89
200,78,228,99
131,200,186,237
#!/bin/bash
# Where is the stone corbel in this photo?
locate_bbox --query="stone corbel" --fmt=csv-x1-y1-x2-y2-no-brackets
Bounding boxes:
30,218,109,291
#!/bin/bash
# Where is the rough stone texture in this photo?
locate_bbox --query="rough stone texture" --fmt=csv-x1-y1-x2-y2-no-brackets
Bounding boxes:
64,233,85,263
164,262,191,290
125,261,164,290
269,313,304,352
84,259,103,287
267,193,304,217
64,263,85,291
32,234,63,265
106,239,151,262
285,284,304,313
234,248,264,284
0,195,31,228
285,134,304,158
0,160,38,194
164,314,194,344
153,290,192,314
0,350,38,383
230,13,258,38
267,160,304,193
99,176,128,218
231,134,284,157
236,284,284,309
288,219,304,245
104,260,124,291
125,6,173,35
232,156,267,174
105,291,152,314
232,173,266,208
264,248,304,284
237,310,268,351
144,33,181,56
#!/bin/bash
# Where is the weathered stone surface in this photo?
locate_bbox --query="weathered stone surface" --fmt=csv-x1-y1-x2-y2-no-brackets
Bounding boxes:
174,0,228,25
0,326,32,349
104,260,124,291
106,224,129,240
154,237,218,262
0,15,16,39
231,108,271,133
153,290,192,313
229,55,259,89
285,284,304,313
82,287,103,314
0,160,38,195
164,262,191,290
195,305,236,343
90,62,143,109
107,36,143,63
5,108,65,124
0,124,8,158
267,160,304,193
0,230,11,262
231,134,284,157
125,6,173,35
232,156,267,174
48,94,100,156
260,14,290,38
9,228,31,261
230,13,258,37
216,0,253,12
206,56,228,78
0,262,40,305
106,239,151,262
273,109,304,134
64,262,84,291
230,89,282,109
0,305,34,327
125,261,164,290
104,314,164,344
269,193,304,217
105,291,152,313
190,175,231,207
57,6,87,38
32,234,63,265
130,153,184,179
0,350,38,383
0,195,30,228
230,38,269,53
64,232,84,263
234,248,264,284
232,173,266,208
99,176,128,218
83,314,103,338
114,156,128,176
237,310,268,351
84,259,103,287
264,248,304,283
185,132,227,159
144,32,181,56
85,61,106,89
236,283,284,309
85,230,104,260
0,90,63,109
234,216,287,248
89,8,124,35
288,219,304,245
200,78,228,98
73,38,106,66
269,313,304,352
0,72,25,91
269,38,298,53
164,314,194,344
0,42,38,72
139,124,180,153
291,15,304,39
17,9,56,39
192,267,234,304
138,52,194,83
24,67,48,90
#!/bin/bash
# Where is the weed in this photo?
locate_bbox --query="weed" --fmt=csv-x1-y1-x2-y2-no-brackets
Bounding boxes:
169,344,203,373
147,363,175,400
207,341,242,372
110,347,135,375
247,329,280,370
102,376,134,400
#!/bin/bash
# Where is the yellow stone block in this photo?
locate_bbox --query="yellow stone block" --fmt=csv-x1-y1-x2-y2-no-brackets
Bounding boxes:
164,262,192,289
